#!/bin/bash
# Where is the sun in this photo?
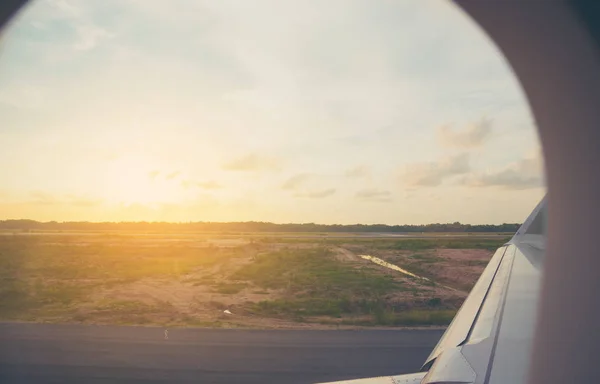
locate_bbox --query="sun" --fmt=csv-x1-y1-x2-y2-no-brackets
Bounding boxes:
101,155,182,205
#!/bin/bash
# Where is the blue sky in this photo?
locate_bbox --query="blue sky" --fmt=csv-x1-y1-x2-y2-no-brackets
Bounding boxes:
0,0,544,224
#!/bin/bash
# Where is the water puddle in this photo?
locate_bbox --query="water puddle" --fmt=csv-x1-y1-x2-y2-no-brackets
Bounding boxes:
358,254,430,281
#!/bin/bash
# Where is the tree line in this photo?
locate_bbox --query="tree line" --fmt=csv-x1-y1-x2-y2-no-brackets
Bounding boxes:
0,219,520,233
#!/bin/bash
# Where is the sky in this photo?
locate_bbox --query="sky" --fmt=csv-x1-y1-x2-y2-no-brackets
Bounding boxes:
0,0,545,224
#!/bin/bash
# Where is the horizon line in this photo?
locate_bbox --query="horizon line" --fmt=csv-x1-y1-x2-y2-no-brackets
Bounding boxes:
0,218,521,227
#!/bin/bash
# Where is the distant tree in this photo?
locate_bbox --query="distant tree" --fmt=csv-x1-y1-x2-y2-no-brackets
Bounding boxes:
0,219,520,233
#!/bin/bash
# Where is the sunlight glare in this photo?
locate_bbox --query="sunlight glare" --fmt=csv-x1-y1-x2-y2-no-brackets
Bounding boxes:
102,155,182,205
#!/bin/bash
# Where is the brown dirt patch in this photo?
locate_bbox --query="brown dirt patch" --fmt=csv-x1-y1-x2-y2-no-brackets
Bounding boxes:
426,249,493,291
435,248,492,262
332,247,360,262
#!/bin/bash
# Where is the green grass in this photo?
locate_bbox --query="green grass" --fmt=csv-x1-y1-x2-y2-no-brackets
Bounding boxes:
233,248,403,298
256,236,509,251
410,253,440,262
85,299,179,325
0,235,246,319
378,238,509,251
253,299,328,316
0,233,480,327
251,298,351,317
426,297,442,307
22,241,240,281
339,309,457,326
233,248,421,321
232,247,472,325
250,297,438,320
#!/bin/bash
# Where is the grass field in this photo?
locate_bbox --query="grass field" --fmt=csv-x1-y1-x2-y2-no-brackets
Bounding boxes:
0,232,508,328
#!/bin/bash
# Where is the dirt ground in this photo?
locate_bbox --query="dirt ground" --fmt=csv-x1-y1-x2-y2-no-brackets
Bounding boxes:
431,249,494,291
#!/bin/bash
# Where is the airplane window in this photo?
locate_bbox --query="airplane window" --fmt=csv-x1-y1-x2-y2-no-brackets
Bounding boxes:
0,1,545,383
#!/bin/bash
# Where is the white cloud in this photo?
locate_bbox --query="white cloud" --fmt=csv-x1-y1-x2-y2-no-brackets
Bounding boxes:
165,171,181,180
294,188,336,199
461,151,544,190
46,0,80,18
24,0,114,52
437,118,493,149
222,154,281,172
73,24,113,51
181,180,222,190
281,173,313,190
345,165,371,179
0,85,45,110
27,190,102,207
355,189,392,203
401,153,471,187
196,181,222,189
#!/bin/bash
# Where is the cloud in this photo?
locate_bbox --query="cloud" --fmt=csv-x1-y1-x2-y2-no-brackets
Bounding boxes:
222,154,281,171
281,173,312,190
45,0,113,51
282,174,336,198
28,191,55,205
1,1,539,224
48,0,80,16
294,188,336,199
65,196,103,207
0,85,45,110
28,191,102,207
401,153,470,187
73,24,113,51
344,165,371,179
196,181,222,189
166,171,181,180
437,118,493,149
355,189,392,203
148,170,160,179
460,151,544,190
181,180,222,190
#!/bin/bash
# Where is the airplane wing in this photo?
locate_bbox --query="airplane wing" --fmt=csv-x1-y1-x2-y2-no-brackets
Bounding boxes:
318,197,546,384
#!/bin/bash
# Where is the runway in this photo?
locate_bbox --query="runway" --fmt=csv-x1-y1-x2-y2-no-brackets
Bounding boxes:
0,323,443,383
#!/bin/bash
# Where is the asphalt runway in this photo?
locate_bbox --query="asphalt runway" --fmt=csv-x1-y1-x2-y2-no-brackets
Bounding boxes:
0,323,443,384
